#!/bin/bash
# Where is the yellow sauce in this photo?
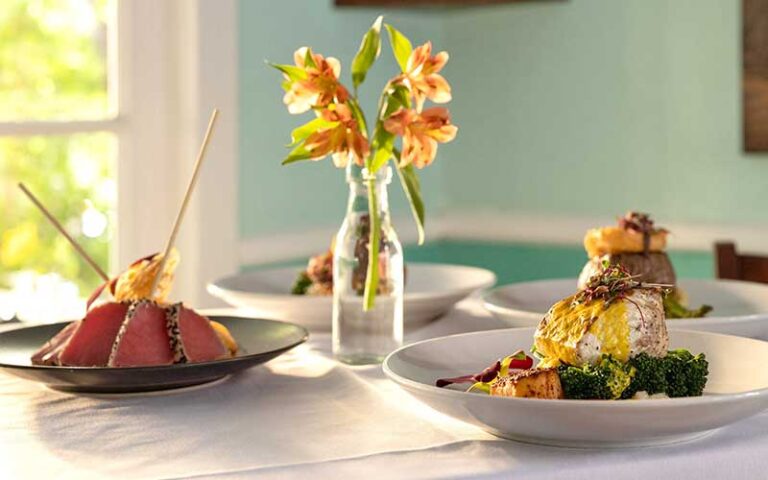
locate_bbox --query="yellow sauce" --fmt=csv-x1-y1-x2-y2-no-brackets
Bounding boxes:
534,295,630,367
589,301,630,362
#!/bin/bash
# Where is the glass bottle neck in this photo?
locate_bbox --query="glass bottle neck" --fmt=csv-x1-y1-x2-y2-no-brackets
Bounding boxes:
345,165,392,223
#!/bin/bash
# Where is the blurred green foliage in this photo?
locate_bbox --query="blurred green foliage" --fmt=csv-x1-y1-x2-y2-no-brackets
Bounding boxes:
0,0,114,295
0,0,110,120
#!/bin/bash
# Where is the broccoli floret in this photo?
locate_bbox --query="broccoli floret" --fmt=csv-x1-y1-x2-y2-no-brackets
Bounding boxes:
559,350,708,400
663,294,713,319
600,356,635,399
558,356,635,400
558,363,612,399
664,349,709,397
291,271,312,295
622,353,668,399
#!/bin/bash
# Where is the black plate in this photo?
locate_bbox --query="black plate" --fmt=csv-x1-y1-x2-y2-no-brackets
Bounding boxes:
0,316,308,394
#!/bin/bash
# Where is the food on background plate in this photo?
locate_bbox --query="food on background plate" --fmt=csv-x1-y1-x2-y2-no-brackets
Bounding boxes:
578,212,712,319
437,265,709,400
292,249,333,295
292,215,402,296
31,250,237,367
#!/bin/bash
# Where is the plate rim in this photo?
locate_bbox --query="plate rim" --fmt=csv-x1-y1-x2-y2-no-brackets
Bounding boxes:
208,262,498,302
0,315,309,372
383,327,768,409
482,277,768,323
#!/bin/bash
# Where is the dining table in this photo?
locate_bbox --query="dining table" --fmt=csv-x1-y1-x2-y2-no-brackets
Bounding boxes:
1,297,767,480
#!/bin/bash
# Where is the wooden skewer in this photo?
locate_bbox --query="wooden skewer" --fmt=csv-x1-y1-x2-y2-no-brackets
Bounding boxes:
642,283,675,289
150,108,220,297
18,182,110,283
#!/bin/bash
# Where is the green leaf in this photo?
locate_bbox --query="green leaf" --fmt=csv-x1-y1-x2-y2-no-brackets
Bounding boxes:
370,131,394,173
347,98,368,134
394,155,426,244
289,117,338,145
390,84,411,108
268,62,307,82
303,47,317,68
385,24,413,72
351,16,383,91
468,382,492,394
383,84,411,117
282,143,316,165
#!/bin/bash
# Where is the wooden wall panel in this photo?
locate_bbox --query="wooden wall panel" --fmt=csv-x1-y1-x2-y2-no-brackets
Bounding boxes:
744,0,768,151
336,0,552,6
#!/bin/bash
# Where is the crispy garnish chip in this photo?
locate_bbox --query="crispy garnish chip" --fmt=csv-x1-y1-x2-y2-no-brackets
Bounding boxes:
113,248,179,305
210,320,238,356
584,227,667,258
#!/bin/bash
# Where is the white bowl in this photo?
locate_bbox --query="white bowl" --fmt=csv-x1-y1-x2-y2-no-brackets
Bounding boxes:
208,263,496,331
483,278,768,339
384,327,768,448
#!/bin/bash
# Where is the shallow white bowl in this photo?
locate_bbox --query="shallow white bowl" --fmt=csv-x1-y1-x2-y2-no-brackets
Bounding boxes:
483,278,768,339
384,327,768,448
208,263,496,331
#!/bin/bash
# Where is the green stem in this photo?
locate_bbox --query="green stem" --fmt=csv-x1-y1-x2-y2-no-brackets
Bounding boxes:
347,97,369,138
359,83,395,311
375,82,391,121
363,174,381,311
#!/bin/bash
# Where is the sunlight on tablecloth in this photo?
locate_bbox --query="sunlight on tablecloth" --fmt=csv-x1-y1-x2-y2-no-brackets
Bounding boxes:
2,299,768,480
0,333,489,479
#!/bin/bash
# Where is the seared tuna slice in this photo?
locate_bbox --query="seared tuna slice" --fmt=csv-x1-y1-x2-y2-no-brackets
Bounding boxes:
168,304,229,363
58,302,130,367
31,321,81,366
108,300,174,367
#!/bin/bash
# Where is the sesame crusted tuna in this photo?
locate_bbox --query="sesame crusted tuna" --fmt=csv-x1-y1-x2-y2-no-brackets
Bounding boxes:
108,300,175,367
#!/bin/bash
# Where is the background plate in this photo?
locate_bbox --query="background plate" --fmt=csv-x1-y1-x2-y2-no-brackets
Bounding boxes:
209,263,497,331
0,316,308,394
484,278,768,339
384,328,768,448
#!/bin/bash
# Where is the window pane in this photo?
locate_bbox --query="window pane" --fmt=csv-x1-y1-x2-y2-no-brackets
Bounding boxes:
0,133,115,322
0,0,114,121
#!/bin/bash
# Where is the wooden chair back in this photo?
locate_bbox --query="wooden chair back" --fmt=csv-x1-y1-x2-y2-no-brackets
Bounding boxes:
715,242,768,284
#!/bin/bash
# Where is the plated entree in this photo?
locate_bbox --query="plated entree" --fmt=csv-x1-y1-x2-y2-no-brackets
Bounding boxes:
31,251,238,367
438,265,708,400
578,212,711,319
25,109,237,369
292,215,399,296
292,248,333,295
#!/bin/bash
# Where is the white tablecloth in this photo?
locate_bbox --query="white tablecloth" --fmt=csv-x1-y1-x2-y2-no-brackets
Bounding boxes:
2,299,768,479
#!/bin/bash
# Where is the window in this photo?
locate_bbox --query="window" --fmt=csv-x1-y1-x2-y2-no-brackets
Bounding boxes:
0,1,239,321
0,0,117,322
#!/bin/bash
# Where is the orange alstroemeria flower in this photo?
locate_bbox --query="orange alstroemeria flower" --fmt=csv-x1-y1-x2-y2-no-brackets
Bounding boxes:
399,42,451,112
304,104,370,167
383,107,457,169
283,47,350,114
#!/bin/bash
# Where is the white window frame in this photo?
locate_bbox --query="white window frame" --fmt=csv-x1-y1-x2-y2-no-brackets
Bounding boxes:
1,0,239,307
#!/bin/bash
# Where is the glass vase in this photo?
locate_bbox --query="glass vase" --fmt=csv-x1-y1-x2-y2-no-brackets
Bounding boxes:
332,164,404,365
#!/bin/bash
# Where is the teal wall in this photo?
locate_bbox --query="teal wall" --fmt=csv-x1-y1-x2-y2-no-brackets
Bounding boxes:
441,0,768,225
238,0,445,238
237,0,765,279
239,0,768,237
245,240,715,284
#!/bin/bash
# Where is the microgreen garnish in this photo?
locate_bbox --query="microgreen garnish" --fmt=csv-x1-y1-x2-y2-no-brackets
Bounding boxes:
574,262,672,330
574,261,671,307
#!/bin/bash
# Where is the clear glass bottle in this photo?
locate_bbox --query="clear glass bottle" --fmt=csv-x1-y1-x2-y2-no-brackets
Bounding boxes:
332,164,404,365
